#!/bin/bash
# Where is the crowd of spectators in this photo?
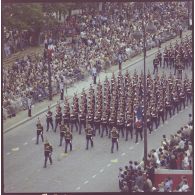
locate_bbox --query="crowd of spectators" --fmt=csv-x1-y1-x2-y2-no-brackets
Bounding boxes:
3,28,39,58
3,2,190,120
118,120,193,192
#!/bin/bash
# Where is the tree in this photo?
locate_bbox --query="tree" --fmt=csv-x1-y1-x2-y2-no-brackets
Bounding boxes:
2,3,60,45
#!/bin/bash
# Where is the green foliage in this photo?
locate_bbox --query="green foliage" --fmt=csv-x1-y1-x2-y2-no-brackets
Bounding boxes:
2,2,100,31
2,3,58,31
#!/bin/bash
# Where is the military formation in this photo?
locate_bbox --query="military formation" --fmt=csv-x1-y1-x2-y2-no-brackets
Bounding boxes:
153,36,192,78
36,36,192,168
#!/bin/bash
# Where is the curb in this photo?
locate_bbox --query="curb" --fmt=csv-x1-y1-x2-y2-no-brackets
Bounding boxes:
3,32,191,133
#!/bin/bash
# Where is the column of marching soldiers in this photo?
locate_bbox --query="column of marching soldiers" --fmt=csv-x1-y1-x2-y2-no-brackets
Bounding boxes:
153,35,192,77
36,36,192,168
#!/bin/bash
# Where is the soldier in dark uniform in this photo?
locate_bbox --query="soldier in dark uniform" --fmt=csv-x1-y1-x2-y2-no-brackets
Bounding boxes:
151,106,158,130
70,110,78,132
46,106,53,131
54,106,62,132
59,123,67,146
101,111,108,137
63,98,70,127
179,88,186,109
172,91,179,115
109,112,116,138
146,110,152,134
79,109,86,134
125,113,134,140
158,102,165,125
85,124,94,150
63,109,70,128
87,111,94,132
43,140,53,168
36,118,44,144
165,96,172,120
117,113,125,138
186,80,192,106
94,110,101,136
177,61,183,80
111,127,119,153
64,127,73,153
135,120,143,143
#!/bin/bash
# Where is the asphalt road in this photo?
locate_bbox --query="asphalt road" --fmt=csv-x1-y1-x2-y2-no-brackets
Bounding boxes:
3,50,193,193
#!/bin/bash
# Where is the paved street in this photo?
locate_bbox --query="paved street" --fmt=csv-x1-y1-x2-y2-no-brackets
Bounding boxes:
3,32,193,193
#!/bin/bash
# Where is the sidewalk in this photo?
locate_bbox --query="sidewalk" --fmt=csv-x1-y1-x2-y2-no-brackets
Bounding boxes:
3,30,192,133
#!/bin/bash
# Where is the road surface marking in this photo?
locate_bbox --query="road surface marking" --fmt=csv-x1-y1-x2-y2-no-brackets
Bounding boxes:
6,152,11,155
121,153,126,156
100,169,104,173
107,163,111,167
76,187,81,190
11,147,19,151
23,142,28,146
92,175,97,178
84,180,89,184
111,159,118,163
129,147,134,150
32,137,36,141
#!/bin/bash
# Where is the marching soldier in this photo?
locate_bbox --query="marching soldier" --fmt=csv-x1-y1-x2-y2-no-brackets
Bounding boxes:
125,113,134,141
179,88,186,109
172,91,179,115
36,118,44,144
111,127,119,153
46,106,53,131
165,96,172,120
146,110,152,134
94,110,101,136
158,102,165,125
54,106,62,132
151,106,158,130
63,109,70,128
101,111,108,137
85,124,94,150
70,110,78,132
59,123,67,146
64,127,73,153
79,110,86,134
43,139,53,168
135,120,143,143
109,112,116,138
177,62,183,80
185,80,192,106
87,111,94,132
117,113,125,138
